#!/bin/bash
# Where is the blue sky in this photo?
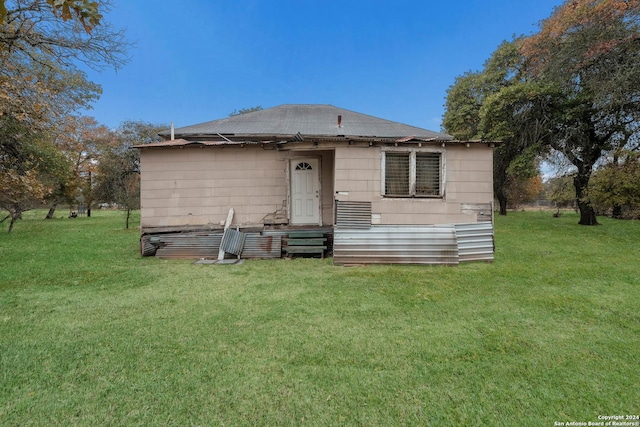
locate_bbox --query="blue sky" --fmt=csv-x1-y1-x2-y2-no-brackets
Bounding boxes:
83,0,564,131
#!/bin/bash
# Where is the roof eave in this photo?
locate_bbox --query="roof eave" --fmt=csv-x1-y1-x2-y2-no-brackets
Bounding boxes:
134,138,499,150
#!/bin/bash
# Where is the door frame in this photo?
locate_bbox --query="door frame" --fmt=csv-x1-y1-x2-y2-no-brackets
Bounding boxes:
288,157,322,226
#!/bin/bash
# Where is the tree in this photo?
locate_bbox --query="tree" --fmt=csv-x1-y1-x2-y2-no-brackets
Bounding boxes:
0,1,126,69
443,39,544,215
1,0,102,33
93,121,165,229
445,0,640,225
1,0,129,129
545,175,576,213
442,72,484,141
1,51,102,129
117,120,167,146
1,47,102,230
0,117,71,232
589,151,640,219
479,80,552,215
505,175,543,209
518,0,640,225
0,0,129,230
45,115,114,218
94,147,139,229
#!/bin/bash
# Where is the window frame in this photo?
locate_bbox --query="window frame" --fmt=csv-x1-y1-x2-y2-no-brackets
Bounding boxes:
381,147,445,198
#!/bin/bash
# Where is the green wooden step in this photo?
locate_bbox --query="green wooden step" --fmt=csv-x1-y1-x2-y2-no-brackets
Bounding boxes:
288,231,325,238
286,238,326,246
285,246,327,254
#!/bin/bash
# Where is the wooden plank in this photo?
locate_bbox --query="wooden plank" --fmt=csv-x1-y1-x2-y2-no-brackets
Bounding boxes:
286,238,326,246
217,208,234,260
286,246,327,253
288,231,325,238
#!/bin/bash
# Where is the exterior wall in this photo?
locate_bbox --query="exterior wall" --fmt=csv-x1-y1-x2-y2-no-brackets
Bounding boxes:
139,141,492,231
140,146,335,230
140,146,288,229
334,143,493,225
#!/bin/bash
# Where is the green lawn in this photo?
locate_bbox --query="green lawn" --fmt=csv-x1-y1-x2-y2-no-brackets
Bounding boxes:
1,210,638,426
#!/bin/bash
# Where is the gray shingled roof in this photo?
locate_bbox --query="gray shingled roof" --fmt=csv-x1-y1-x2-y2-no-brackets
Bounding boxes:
161,104,453,140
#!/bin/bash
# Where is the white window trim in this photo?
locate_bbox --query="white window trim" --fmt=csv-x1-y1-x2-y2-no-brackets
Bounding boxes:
381,147,446,198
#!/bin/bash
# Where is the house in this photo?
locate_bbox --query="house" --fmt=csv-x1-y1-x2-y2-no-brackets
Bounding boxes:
136,104,495,264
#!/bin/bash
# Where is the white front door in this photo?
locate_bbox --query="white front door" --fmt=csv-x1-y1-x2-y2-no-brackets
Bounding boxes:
290,158,320,225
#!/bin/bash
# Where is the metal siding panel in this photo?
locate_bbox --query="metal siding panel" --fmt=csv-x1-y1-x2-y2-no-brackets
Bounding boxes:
240,234,282,258
143,223,493,264
333,226,459,265
335,201,372,228
140,235,157,256
454,222,495,262
220,228,247,256
154,233,222,259
151,231,283,259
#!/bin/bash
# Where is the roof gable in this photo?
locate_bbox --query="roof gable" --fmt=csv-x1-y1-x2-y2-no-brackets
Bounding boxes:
161,104,453,141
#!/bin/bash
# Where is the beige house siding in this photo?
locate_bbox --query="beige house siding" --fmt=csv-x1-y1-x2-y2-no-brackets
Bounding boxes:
333,143,493,225
139,141,493,230
140,146,337,229
140,146,288,228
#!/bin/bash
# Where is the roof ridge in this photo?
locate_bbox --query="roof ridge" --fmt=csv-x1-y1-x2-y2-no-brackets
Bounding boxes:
160,104,453,140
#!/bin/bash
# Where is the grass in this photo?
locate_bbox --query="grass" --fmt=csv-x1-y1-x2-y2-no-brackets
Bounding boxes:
0,210,638,426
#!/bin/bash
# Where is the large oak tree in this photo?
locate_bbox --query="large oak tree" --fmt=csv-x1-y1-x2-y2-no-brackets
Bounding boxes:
520,0,640,225
443,0,640,225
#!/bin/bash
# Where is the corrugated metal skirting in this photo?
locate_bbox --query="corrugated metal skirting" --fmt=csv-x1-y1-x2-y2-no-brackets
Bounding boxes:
333,223,494,265
454,222,495,263
153,234,222,259
333,226,460,265
145,231,283,259
241,234,282,258
142,224,493,265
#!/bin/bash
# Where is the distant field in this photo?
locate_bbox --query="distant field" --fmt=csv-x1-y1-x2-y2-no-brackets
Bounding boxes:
1,210,638,426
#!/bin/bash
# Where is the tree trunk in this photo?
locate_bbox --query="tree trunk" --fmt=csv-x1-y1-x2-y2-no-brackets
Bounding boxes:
577,198,598,225
574,172,599,225
8,216,16,233
125,208,130,229
45,203,57,219
6,204,23,233
495,186,508,216
7,211,21,233
498,194,508,216
611,205,623,219
87,171,92,217
493,157,509,216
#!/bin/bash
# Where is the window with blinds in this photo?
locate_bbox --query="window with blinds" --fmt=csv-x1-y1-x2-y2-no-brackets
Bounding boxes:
416,153,440,196
384,152,410,196
383,150,442,197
